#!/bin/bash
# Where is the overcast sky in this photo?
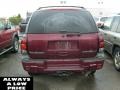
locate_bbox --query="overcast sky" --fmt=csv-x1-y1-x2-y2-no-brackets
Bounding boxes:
0,0,120,18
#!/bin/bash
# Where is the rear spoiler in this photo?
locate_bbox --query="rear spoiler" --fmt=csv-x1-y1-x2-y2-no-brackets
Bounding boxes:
37,6,86,10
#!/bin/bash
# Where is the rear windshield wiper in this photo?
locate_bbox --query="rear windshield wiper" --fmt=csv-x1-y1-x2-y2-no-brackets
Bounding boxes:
59,30,68,33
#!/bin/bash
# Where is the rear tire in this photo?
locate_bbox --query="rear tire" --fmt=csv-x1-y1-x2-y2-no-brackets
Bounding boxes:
90,70,96,75
113,47,120,72
85,70,96,77
28,72,33,76
28,72,38,76
12,37,19,53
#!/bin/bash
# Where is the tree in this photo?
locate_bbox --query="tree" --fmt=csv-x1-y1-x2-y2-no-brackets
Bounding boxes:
9,14,22,25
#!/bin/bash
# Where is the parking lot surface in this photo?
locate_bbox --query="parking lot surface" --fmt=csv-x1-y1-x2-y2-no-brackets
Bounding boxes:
0,52,120,90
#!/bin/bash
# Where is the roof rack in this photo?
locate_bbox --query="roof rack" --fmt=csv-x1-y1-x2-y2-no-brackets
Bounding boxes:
37,6,85,10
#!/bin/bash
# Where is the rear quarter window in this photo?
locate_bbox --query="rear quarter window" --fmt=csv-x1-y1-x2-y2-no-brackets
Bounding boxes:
27,9,98,34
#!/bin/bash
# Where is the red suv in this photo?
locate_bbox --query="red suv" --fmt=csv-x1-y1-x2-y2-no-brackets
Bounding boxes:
21,6,104,76
0,20,19,55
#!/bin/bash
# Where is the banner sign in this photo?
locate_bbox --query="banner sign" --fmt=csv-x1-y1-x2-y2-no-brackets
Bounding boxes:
0,77,33,90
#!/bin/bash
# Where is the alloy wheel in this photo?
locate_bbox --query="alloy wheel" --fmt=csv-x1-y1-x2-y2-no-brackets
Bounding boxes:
114,51,120,69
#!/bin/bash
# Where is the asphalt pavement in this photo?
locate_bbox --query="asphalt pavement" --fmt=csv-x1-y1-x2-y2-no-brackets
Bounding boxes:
0,51,120,90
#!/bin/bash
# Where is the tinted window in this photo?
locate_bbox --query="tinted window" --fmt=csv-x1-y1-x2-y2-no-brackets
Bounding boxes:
27,9,98,34
111,16,120,32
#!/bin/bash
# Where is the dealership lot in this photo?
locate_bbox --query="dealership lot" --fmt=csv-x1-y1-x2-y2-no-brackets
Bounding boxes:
0,0,120,90
0,52,120,90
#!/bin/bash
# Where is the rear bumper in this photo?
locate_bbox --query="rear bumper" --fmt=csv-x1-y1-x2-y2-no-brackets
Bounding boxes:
22,57,104,73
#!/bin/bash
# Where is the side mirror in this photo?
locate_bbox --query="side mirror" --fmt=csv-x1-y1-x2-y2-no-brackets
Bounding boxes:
96,22,104,29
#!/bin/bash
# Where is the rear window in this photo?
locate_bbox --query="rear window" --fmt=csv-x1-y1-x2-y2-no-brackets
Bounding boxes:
27,9,98,34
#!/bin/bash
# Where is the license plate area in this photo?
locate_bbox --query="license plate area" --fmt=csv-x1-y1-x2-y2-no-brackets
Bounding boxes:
48,41,78,50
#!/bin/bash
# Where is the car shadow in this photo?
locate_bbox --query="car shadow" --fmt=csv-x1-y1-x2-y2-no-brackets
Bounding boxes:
75,76,99,90
31,73,99,90
104,51,112,59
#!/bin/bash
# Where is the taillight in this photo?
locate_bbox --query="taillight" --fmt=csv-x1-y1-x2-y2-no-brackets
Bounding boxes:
20,36,27,55
20,36,30,61
21,39,27,50
96,33,104,58
99,33,104,48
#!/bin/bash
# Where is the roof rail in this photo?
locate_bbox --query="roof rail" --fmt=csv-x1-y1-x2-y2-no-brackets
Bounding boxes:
37,6,85,10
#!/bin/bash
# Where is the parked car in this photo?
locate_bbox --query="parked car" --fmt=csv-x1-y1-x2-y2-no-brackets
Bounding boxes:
96,16,108,28
0,20,19,55
99,15,120,71
19,16,31,34
19,20,27,33
20,6,104,76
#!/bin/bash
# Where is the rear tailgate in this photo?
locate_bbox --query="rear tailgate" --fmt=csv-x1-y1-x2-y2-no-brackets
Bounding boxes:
27,33,99,59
